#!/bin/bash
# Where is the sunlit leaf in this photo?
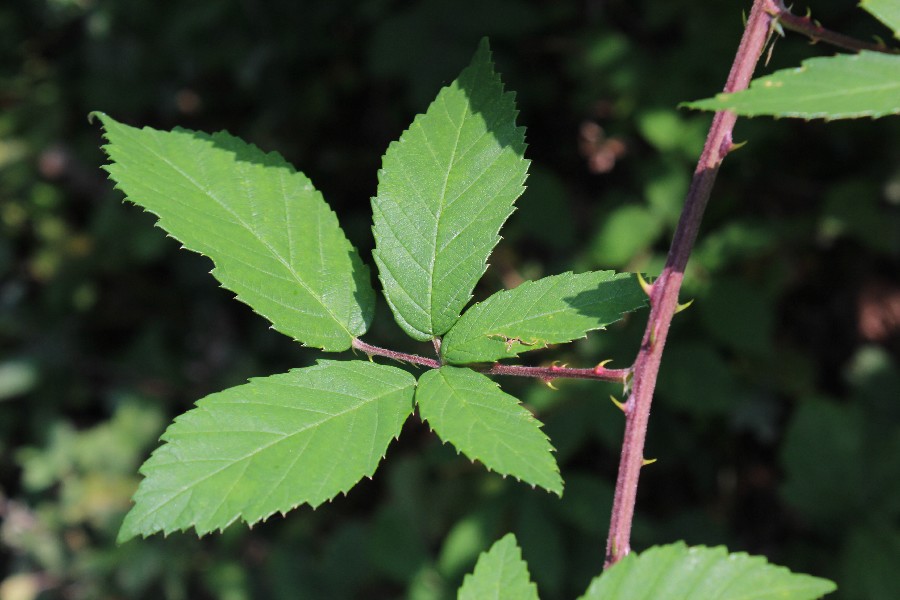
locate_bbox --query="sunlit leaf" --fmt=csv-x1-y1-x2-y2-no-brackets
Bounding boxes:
416,367,561,495
458,534,540,600
372,38,529,341
861,0,900,38
96,113,374,351
119,360,416,541
578,542,836,600
441,271,645,364
683,52,900,120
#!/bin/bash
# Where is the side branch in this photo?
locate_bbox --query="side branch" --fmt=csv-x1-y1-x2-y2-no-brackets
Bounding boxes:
772,0,899,54
351,338,629,382
352,338,441,369
603,0,775,569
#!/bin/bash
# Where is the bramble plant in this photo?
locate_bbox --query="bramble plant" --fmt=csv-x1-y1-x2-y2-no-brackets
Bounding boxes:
94,0,899,597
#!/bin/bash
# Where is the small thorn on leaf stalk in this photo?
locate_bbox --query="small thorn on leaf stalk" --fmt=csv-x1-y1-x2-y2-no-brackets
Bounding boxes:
642,457,657,466
675,298,694,314
543,379,558,390
637,272,653,297
593,359,613,375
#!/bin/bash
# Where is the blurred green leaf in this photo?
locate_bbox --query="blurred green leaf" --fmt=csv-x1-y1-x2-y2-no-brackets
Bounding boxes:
781,398,865,523
0,359,38,401
637,109,706,157
511,167,577,251
591,205,663,268
697,278,774,356
458,533,539,600
840,527,900,600
656,341,737,415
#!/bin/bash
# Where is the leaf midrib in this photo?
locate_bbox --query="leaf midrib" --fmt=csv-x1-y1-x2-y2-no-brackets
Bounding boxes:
134,382,408,528
427,92,467,336
138,130,354,341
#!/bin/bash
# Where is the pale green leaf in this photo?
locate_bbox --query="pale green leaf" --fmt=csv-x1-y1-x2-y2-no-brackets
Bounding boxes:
578,542,837,600
118,360,416,541
683,52,900,120
372,38,529,341
458,534,540,600
861,0,900,38
95,113,374,351
416,367,561,495
441,271,645,364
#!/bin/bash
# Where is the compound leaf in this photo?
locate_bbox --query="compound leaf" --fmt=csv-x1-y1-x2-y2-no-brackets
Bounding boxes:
96,113,374,351
578,542,837,600
458,534,540,600
372,38,529,341
118,360,416,541
683,52,900,120
861,0,900,38
416,367,561,495
441,271,646,364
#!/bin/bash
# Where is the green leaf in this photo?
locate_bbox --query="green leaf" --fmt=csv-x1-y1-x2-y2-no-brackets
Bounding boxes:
683,52,900,120
118,360,416,541
458,533,540,600
416,367,561,495
95,113,374,351
441,271,645,364
861,0,900,38
372,38,529,341
578,542,837,600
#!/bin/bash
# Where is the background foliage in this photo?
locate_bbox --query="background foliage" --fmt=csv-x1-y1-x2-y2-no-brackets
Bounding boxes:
2,0,899,599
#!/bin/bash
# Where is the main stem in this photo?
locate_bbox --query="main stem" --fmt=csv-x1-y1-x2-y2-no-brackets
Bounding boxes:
603,0,776,568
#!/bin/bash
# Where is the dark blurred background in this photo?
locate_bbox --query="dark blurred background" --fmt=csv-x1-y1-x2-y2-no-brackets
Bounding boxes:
2,0,899,598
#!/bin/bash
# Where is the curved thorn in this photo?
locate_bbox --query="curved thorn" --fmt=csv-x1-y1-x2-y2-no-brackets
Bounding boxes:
642,457,657,466
637,272,653,297
675,298,695,314
610,395,626,413
594,359,613,374
729,140,748,153
544,380,558,390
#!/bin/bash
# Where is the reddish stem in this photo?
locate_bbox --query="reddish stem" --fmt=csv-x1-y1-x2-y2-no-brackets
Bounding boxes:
603,0,775,569
772,0,900,54
351,338,629,383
